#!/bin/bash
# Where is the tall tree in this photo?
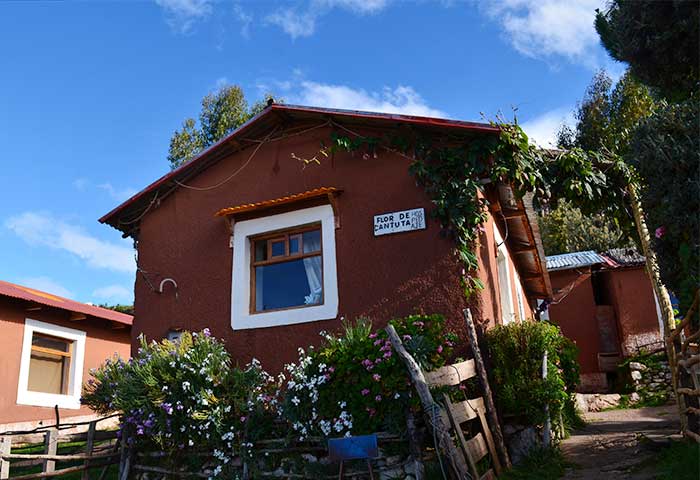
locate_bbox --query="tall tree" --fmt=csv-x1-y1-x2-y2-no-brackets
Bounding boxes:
547,70,657,252
595,0,700,101
166,86,276,169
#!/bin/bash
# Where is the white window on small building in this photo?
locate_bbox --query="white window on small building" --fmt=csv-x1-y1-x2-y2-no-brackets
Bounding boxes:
231,205,338,330
494,223,515,325
17,319,86,409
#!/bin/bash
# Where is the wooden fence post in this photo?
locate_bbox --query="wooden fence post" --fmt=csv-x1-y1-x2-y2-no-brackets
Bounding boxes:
0,436,11,480
463,308,512,469
43,428,58,473
82,420,97,480
405,410,425,480
386,324,470,479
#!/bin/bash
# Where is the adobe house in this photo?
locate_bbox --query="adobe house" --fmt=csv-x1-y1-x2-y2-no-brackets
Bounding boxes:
545,249,664,392
100,104,551,371
0,280,132,430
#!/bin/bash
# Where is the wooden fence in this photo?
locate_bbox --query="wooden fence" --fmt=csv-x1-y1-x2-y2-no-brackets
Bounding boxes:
668,289,700,443
0,419,120,479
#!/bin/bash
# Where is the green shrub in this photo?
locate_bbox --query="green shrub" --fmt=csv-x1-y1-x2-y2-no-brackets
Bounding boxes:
82,330,276,477
486,321,580,430
282,315,458,439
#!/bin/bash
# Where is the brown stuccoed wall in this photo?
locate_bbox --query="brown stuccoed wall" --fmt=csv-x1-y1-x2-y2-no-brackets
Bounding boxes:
0,296,131,425
132,125,533,372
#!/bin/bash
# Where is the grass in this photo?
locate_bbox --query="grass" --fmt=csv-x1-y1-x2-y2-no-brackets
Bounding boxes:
499,447,568,480
654,439,700,480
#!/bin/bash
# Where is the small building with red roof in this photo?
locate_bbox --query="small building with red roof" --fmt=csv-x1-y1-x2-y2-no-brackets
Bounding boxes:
0,280,132,428
545,248,664,392
99,104,551,371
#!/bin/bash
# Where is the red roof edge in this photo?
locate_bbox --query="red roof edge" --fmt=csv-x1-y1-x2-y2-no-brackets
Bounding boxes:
0,280,133,326
99,104,501,230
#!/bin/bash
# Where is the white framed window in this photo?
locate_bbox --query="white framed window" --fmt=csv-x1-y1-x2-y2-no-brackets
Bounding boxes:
17,319,86,409
231,205,339,329
494,223,515,325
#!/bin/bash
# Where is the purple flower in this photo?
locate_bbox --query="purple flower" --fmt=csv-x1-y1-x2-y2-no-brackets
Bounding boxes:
374,395,382,402
161,402,173,415
136,426,145,435
369,333,378,339
240,416,247,422
402,335,412,341
437,345,444,354
144,419,154,428
372,374,381,382
414,321,425,328
202,328,211,337
655,226,666,239
373,339,383,346
361,388,370,396
383,351,392,358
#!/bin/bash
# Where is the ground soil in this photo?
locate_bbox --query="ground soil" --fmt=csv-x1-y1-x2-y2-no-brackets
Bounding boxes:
561,404,681,479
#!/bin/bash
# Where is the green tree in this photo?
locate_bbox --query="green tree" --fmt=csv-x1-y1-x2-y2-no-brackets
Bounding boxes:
595,0,700,101
166,86,276,169
547,70,656,252
538,200,634,255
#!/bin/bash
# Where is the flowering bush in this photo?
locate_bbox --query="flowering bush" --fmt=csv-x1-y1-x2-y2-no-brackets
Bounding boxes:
82,330,276,477
281,315,457,439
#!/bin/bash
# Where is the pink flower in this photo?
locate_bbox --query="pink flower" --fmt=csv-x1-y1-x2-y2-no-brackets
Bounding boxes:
383,351,392,358
369,333,378,339
240,416,247,422
402,334,412,341
414,321,424,328
437,345,443,354
373,339,383,346
655,226,666,239
361,359,373,367
328,366,335,373
375,395,382,402
361,388,370,396
366,407,377,417
372,374,381,382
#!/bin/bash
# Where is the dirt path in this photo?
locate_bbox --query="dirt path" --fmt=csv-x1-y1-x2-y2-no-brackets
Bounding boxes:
561,404,681,479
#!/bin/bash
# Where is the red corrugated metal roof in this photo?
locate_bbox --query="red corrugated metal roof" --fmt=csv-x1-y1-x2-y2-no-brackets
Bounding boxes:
99,104,500,235
0,280,133,326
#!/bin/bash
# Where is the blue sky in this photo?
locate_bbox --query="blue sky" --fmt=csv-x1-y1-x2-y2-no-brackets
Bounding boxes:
0,0,622,305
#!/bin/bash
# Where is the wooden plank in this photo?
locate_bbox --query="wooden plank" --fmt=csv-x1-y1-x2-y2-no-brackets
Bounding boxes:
464,308,512,469
424,360,477,387
0,436,10,480
442,394,479,479
82,421,96,480
446,397,483,425
386,325,470,479
477,407,503,475
465,433,489,463
480,468,496,480
42,429,57,473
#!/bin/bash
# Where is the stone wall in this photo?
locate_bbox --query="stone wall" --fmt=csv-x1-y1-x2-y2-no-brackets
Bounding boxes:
628,357,673,405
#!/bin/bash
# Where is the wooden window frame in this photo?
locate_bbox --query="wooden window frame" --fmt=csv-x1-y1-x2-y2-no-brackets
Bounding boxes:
29,333,73,395
250,223,324,314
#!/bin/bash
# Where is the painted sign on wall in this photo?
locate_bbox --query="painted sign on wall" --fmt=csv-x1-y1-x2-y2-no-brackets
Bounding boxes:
373,208,426,236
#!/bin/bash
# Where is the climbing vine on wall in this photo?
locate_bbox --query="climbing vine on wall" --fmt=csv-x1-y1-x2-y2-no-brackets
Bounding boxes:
325,122,636,299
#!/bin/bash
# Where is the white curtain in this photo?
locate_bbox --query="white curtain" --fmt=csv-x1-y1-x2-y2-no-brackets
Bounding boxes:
303,235,323,305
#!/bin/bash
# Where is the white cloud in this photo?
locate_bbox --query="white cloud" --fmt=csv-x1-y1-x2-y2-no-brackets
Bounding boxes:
92,285,133,303
484,0,606,67
98,183,138,202
154,0,213,34
6,212,135,274
266,0,389,39
521,106,574,148
233,3,254,38
20,276,74,299
290,81,446,117
72,179,136,202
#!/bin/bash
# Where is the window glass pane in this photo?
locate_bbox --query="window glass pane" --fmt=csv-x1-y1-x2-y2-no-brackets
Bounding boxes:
32,334,69,353
255,240,268,262
28,351,68,394
270,239,286,257
302,229,321,253
255,257,323,312
289,236,300,255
